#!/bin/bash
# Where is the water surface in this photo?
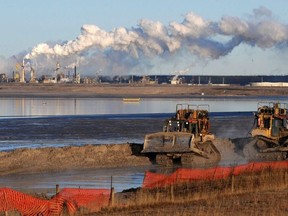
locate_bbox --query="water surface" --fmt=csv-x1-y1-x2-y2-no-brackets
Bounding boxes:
0,96,287,194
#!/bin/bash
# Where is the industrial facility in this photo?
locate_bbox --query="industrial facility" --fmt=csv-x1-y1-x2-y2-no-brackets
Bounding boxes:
1,60,288,86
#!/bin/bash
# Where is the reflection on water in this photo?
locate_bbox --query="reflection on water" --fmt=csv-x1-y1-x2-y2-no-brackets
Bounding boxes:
0,165,186,194
1,97,288,117
0,166,152,194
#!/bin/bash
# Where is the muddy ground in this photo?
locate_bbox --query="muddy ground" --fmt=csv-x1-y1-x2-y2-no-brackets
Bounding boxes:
0,143,150,176
0,138,245,176
0,82,288,98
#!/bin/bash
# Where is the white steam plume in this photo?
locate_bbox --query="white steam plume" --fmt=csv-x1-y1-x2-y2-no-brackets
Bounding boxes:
22,7,288,76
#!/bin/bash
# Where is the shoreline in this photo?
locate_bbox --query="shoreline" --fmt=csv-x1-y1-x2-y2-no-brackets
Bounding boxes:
0,83,288,98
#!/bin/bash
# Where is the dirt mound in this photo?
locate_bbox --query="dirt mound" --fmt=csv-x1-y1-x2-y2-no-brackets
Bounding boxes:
0,143,151,176
0,138,253,176
213,138,247,165
0,138,258,176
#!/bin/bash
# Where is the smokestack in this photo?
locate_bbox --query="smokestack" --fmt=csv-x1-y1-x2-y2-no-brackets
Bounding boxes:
74,65,76,79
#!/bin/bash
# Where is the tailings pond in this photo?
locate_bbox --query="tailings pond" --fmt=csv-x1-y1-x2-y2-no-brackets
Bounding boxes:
0,96,287,194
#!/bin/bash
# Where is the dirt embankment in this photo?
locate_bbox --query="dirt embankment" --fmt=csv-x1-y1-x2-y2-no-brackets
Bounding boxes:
0,143,151,176
0,138,246,176
0,83,288,98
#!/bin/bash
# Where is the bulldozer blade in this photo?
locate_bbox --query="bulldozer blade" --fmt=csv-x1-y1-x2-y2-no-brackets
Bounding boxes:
181,141,221,166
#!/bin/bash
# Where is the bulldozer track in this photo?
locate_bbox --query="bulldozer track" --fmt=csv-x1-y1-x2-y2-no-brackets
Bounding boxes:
243,137,287,161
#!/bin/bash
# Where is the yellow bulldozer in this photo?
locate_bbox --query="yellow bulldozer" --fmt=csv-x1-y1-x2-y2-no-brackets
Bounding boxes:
243,102,288,160
141,104,221,166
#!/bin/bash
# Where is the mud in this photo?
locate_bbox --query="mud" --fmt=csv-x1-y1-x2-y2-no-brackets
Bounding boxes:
0,83,288,98
0,143,151,176
0,137,251,177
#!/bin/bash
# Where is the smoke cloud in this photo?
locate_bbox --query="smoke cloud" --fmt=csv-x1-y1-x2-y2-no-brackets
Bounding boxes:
8,7,288,76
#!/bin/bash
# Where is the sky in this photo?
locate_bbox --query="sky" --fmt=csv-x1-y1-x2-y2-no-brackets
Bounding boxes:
1,0,288,77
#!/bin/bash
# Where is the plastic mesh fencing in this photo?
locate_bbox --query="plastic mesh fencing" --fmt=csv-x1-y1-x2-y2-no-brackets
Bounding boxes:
143,161,288,188
142,172,169,188
0,187,111,215
0,187,50,215
52,188,111,213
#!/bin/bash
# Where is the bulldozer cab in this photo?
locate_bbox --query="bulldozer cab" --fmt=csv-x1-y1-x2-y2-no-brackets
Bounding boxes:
163,104,210,138
252,102,288,140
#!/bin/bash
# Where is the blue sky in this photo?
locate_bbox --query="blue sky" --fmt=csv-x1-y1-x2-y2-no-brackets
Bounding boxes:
1,0,288,76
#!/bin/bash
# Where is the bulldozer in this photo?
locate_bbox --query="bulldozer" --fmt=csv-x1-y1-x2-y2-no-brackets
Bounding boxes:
243,102,288,161
141,104,221,166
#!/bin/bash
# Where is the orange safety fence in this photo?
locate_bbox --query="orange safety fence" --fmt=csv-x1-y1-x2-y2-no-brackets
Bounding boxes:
0,187,111,215
0,187,51,215
52,188,111,213
143,161,288,188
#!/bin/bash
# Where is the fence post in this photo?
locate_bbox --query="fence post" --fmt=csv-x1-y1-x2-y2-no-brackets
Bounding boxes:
156,187,160,202
231,174,235,193
56,184,60,194
170,185,174,201
109,176,114,206
285,169,288,186
269,166,272,187
109,187,115,206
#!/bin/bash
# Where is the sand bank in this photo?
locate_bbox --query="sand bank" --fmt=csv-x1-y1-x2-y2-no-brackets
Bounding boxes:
0,83,287,98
